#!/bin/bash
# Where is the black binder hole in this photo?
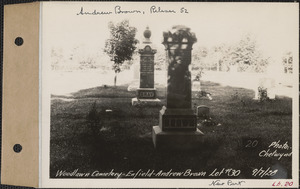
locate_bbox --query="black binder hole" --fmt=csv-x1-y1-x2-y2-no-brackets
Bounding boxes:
13,144,22,153
15,37,23,46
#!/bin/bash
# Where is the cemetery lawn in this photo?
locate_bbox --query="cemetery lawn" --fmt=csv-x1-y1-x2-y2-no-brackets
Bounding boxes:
50,81,292,179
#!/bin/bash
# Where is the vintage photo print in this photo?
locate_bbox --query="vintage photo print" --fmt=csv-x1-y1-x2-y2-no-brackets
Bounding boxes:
40,2,299,188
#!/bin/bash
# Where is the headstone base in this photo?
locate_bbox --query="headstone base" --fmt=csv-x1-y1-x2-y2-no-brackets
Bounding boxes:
152,126,204,150
159,106,197,131
131,98,161,106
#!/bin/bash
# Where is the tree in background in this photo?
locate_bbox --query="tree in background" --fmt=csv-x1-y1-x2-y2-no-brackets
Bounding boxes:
230,34,269,72
104,20,138,86
155,47,167,70
120,51,139,70
192,46,208,70
212,44,232,72
193,34,270,73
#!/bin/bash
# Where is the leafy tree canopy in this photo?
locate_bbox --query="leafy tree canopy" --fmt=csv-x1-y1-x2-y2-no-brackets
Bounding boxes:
104,20,138,74
192,34,270,73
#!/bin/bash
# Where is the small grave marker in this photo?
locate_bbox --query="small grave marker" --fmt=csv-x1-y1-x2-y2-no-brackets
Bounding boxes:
197,105,209,119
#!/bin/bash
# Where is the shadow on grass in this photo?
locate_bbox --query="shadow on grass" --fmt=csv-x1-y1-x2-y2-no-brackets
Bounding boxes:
52,84,167,100
50,81,293,179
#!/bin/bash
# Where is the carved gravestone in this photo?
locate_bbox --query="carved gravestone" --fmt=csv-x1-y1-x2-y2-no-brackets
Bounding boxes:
138,46,156,99
254,78,276,100
132,27,161,106
197,105,209,119
152,26,204,150
192,76,201,92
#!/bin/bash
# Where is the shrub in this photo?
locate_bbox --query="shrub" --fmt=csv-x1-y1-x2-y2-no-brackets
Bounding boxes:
86,101,102,135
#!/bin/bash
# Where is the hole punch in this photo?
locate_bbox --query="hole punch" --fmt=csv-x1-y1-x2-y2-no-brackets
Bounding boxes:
15,37,24,46
13,144,22,153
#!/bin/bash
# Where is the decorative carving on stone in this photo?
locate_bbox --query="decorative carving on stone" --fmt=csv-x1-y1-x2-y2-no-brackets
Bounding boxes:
152,25,203,150
162,25,197,50
162,25,197,109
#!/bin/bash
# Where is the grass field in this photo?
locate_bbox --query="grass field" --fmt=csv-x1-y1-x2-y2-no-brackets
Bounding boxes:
50,81,293,179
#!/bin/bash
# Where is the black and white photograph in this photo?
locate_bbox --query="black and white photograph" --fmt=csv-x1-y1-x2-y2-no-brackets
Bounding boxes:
39,2,299,188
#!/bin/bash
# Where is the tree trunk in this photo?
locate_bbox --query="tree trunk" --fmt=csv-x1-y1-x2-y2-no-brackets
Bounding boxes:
114,73,117,87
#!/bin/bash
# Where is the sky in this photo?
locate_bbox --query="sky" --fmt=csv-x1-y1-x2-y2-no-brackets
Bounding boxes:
41,2,299,63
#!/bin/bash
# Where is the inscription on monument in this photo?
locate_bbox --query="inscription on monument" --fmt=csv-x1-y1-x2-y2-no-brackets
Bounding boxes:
140,91,155,98
163,116,196,130
140,73,154,88
140,56,154,72
138,90,156,99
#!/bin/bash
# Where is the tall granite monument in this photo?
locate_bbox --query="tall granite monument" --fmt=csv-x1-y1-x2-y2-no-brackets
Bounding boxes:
152,25,204,150
132,27,161,106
